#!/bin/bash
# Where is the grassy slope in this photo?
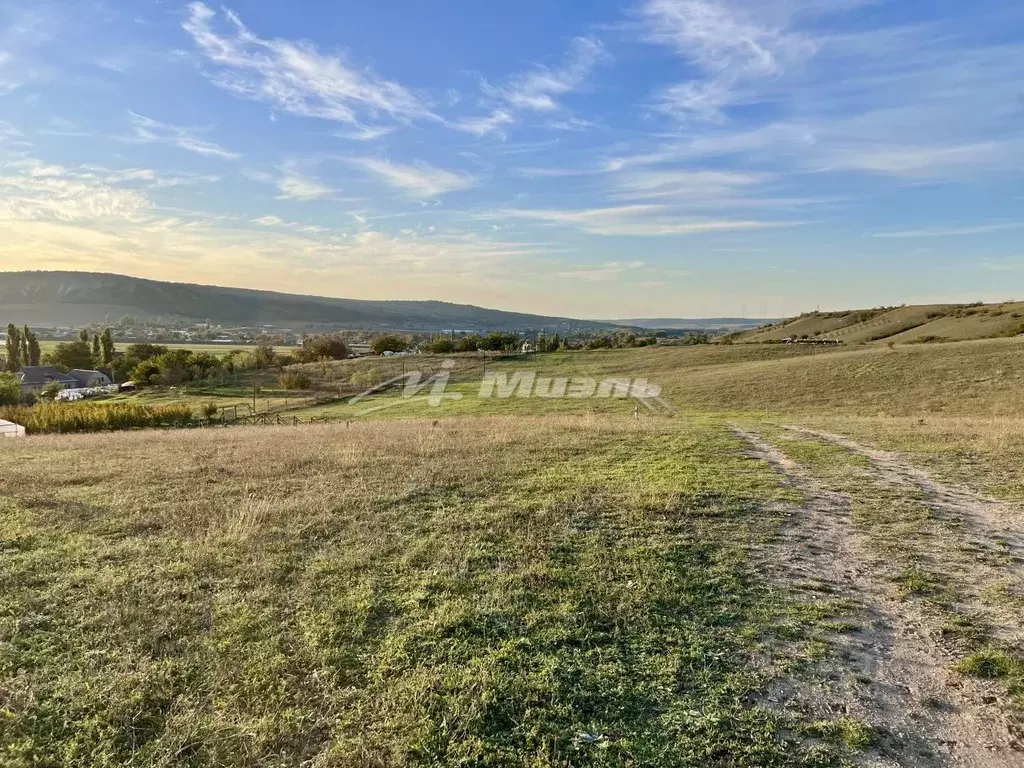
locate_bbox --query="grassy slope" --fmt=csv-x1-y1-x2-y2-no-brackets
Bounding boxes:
0,418,858,766
739,302,1024,344
286,337,1024,421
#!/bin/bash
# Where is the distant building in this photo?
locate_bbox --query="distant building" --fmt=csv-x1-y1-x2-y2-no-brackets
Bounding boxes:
67,369,113,388
16,366,78,395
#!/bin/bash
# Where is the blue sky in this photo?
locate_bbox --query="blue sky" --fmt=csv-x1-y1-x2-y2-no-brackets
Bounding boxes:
0,0,1022,318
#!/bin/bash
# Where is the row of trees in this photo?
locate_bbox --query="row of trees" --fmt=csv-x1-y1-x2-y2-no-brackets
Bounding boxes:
44,328,117,372
4,324,42,371
422,331,524,354
127,334,352,388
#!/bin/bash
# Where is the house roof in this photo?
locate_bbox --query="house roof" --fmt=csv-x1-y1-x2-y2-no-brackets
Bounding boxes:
68,369,107,377
17,366,77,385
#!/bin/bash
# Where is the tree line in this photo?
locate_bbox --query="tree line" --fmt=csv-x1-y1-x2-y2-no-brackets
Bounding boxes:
4,324,42,370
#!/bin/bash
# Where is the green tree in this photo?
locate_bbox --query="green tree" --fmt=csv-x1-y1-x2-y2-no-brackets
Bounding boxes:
189,352,222,380
298,333,350,362
252,344,278,370
20,326,30,364
27,330,41,366
38,381,65,401
550,333,561,351
91,334,101,363
371,335,409,355
0,372,20,405
425,336,455,354
78,328,90,344
5,323,22,371
45,340,95,371
100,328,115,366
132,360,162,386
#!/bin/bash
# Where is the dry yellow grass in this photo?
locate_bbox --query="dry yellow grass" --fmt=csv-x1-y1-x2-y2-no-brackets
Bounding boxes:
739,301,1024,345
2,416,872,766
6,339,1024,765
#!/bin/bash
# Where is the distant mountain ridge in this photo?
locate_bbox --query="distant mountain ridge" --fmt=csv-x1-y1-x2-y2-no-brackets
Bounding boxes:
0,271,627,332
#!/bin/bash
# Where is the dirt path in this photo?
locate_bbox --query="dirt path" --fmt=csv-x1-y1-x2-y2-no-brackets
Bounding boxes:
734,427,1022,767
783,426,1024,557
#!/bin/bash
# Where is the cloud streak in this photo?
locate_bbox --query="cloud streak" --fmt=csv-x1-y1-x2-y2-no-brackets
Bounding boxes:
453,37,609,135
870,223,1024,238
491,204,778,236
352,158,477,199
121,112,239,159
183,2,433,129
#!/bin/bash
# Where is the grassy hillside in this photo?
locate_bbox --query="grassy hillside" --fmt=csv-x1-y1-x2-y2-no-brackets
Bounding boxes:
276,337,1024,421
0,271,622,332
739,301,1024,344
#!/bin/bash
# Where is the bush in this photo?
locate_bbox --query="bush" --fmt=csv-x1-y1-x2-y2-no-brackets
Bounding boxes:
0,372,20,406
349,367,383,390
202,402,220,420
298,334,350,362
425,337,455,354
371,335,409,355
280,372,312,390
38,381,65,402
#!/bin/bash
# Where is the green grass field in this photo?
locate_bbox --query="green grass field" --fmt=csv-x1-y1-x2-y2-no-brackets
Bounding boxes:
3,339,1024,765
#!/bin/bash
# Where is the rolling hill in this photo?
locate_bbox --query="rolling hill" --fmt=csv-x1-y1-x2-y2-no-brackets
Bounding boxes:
734,302,1024,345
611,317,775,331
0,271,625,332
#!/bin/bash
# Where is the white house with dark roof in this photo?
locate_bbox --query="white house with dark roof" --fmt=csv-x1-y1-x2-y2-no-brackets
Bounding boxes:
67,369,113,388
16,366,78,395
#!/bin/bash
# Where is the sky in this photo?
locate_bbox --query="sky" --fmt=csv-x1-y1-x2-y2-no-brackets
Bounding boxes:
0,0,1022,319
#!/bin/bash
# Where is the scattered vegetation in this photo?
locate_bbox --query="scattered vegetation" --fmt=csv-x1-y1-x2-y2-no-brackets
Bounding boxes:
0,401,194,433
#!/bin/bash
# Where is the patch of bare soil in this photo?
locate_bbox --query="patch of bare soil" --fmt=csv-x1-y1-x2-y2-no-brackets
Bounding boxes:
734,427,1022,767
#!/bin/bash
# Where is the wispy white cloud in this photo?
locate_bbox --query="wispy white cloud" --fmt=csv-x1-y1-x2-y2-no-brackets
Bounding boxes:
454,37,609,135
557,260,645,282
0,158,151,222
352,158,477,199
183,2,433,127
451,110,515,137
334,124,396,142
243,165,338,201
275,170,336,201
0,154,550,296
0,120,24,142
490,204,778,236
638,0,818,121
610,168,767,201
546,116,599,132
500,37,609,112
870,222,1024,239
120,111,239,159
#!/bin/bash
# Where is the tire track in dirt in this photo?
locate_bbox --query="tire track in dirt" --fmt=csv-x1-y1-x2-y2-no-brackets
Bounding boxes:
734,426,1022,767
782,426,1024,559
